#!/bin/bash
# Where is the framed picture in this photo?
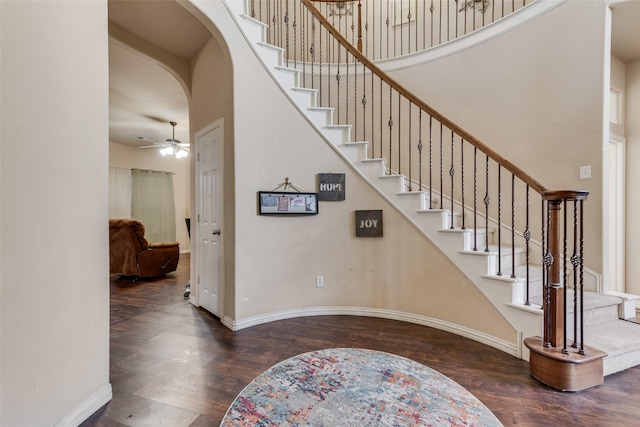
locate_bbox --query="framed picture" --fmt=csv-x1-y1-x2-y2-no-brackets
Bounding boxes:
317,173,346,201
355,210,383,237
258,191,319,215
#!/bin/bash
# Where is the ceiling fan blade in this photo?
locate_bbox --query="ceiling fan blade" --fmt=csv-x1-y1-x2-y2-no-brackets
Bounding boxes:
139,144,168,149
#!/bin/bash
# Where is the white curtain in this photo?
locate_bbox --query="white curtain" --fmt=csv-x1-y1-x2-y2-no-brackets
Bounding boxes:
131,168,176,243
109,167,131,218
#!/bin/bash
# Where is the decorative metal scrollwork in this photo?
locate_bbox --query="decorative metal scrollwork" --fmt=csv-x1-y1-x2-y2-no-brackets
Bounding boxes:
570,253,581,269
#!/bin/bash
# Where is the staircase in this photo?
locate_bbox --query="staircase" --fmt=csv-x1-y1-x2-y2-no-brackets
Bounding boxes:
227,1,640,380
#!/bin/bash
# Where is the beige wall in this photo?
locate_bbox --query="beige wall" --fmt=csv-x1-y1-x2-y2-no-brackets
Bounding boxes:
0,1,111,425
386,0,607,275
109,141,191,250
189,0,516,345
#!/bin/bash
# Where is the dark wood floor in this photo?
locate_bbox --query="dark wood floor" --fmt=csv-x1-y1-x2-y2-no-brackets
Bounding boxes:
82,254,640,426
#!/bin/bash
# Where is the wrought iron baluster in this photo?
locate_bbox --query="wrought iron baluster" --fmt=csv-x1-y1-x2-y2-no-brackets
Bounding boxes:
429,0,434,48
497,164,502,276
449,130,455,229
455,0,459,38
284,2,289,67
379,78,383,159
461,137,465,229
399,0,403,57
511,174,516,278
439,122,443,208
353,56,358,142
336,44,341,122
543,199,552,347
385,1,390,61
398,92,402,175
345,46,350,127
562,199,568,355
418,110,423,191
572,200,579,349
360,61,366,145
579,199,585,355
409,101,413,190
429,116,433,208
484,155,490,252
524,185,531,305
473,147,478,251
388,86,393,174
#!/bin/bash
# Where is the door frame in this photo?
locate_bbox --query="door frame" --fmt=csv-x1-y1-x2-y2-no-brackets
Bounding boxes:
191,118,225,318
608,132,626,294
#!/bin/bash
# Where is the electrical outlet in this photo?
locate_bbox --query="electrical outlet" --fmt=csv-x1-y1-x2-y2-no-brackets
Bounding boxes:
316,275,324,288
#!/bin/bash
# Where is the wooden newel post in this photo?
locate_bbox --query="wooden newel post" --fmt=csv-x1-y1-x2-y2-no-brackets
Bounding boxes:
541,190,589,349
545,198,564,347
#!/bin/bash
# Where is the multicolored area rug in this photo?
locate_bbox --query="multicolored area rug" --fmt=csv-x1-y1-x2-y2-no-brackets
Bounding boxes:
221,348,503,426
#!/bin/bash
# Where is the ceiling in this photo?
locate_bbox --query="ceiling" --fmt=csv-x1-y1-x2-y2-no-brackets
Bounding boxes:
108,0,640,150
108,0,211,148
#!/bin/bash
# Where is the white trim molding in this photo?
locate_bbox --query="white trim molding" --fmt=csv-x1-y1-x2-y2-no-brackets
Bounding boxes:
223,307,518,357
54,384,112,427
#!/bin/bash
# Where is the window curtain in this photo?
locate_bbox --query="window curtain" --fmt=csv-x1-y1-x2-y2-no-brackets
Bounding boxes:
131,168,176,243
109,166,132,218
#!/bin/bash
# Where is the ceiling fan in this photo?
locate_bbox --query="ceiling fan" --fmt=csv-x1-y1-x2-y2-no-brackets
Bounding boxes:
140,121,190,158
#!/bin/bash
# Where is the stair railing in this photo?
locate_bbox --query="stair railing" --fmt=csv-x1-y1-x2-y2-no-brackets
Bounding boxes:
245,0,590,359
250,0,535,61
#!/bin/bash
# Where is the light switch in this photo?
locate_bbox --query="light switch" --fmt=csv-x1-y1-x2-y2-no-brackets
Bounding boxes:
580,165,591,179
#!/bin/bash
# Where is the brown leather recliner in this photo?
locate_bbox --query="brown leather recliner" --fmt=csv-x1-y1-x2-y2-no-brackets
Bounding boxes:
109,218,180,278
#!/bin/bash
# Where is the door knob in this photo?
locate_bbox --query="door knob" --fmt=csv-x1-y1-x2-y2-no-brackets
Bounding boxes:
212,229,221,235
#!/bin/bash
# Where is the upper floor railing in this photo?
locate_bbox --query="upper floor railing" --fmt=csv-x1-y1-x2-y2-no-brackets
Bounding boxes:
245,0,590,368
249,0,536,61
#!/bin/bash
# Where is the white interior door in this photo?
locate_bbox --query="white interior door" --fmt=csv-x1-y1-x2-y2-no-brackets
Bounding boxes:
196,119,223,317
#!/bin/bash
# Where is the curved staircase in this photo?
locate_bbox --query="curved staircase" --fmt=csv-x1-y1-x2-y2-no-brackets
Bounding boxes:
225,0,640,381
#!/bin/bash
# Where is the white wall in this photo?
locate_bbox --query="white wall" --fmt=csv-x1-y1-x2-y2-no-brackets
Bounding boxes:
0,1,111,425
387,0,608,274
189,0,517,346
626,58,640,296
109,142,191,251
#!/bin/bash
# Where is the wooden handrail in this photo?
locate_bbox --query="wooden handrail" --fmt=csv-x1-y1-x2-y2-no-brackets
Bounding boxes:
303,0,548,195
542,190,589,201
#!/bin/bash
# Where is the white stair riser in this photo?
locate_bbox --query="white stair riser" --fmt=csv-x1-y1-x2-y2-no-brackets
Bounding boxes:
341,142,368,163
288,88,317,109
256,42,284,67
306,108,334,127
359,160,386,180
377,176,405,194
239,14,267,44
273,66,300,89
323,126,351,145
396,193,430,211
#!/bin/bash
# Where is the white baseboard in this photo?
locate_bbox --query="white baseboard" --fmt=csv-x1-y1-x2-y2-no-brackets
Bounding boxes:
225,307,519,357
55,383,112,427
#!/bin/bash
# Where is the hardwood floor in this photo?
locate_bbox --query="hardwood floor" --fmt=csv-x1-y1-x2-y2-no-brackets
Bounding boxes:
82,254,640,426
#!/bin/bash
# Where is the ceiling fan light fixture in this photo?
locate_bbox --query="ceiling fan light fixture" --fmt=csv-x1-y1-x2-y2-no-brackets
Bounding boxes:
160,147,174,156
175,149,188,159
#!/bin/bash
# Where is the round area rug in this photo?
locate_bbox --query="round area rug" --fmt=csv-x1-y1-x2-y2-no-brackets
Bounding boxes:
221,348,503,426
